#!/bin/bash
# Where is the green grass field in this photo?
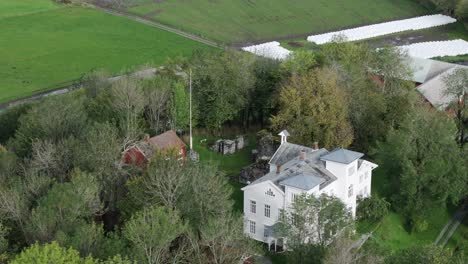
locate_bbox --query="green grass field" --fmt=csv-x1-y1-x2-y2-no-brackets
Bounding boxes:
0,1,211,104
128,0,430,44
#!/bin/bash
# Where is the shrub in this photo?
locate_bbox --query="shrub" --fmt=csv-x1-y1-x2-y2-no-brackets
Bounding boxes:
357,196,390,222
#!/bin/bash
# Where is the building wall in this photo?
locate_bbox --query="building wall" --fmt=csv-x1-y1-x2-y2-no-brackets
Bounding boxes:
243,181,285,242
243,160,375,243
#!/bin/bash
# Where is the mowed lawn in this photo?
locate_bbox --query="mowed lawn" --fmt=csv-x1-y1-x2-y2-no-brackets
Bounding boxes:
0,2,211,104
128,0,430,44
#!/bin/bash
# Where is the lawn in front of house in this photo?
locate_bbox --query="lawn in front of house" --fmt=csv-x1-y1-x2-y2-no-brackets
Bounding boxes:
0,1,212,104
191,132,257,212
127,0,429,44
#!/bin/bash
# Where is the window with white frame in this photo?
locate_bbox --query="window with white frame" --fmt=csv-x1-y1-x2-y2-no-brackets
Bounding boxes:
359,174,363,183
264,226,269,238
249,220,256,234
264,204,271,218
291,193,299,203
348,185,353,197
250,200,256,214
348,165,355,176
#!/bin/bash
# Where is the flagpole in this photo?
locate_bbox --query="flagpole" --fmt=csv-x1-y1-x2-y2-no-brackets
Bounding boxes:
189,69,193,151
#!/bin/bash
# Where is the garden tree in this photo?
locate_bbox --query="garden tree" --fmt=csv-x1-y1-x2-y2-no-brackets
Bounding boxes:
385,245,458,264
127,156,233,230
0,146,16,183
247,57,281,127
132,152,190,211
196,212,258,264
443,67,468,146
431,0,458,14
271,68,354,148
141,76,172,133
0,104,31,145
322,41,416,152
25,170,101,243
191,50,256,130
456,0,468,22
170,80,191,130
281,50,321,76
0,223,9,262
276,194,352,263
373,107,467,229
323,233,384,264
8,91,88,157
10,242,94,264
110,76,145,152
356,196,390,222
10,241,132,264
79,122,127,213
123,206,188,264
81,70,111,99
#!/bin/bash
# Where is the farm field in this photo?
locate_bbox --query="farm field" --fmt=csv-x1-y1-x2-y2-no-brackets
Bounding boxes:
0,1,211,104
127,0,430,44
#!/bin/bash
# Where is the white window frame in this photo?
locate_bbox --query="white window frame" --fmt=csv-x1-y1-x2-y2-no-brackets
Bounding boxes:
249,220,256,234
264,225,269,238
348,165,355,176
348,185,353,197
264,204,271,218
250,200,256,214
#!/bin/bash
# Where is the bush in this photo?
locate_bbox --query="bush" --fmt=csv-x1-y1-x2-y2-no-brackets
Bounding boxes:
456,0,468,22
357,196,390,222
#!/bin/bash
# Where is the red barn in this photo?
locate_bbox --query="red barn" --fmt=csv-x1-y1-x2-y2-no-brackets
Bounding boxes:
123,130,186,168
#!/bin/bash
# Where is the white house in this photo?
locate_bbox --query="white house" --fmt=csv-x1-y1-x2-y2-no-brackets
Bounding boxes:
241,130,378,250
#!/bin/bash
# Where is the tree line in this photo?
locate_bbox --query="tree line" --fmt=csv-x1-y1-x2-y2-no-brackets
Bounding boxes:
0,39,466,263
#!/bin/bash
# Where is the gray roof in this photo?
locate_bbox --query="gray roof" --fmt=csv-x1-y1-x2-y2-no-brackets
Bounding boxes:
320,148,364,164
407,57,455,83
416,66,463,110
252,148,337,191
270,142,313,166
279,172,326,190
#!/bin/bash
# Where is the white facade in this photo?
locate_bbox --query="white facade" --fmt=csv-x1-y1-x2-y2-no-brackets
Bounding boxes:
242,135,377,246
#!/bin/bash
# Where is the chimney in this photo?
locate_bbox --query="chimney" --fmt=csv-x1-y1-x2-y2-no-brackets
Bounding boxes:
313,141,319,150
276,164,282,174
299,149,306,160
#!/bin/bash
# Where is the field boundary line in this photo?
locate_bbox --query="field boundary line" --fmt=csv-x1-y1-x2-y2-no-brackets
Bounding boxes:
93,5,221,49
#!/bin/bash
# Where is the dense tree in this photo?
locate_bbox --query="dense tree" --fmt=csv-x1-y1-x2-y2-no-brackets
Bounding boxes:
373,107,467,229
276,194,352,263
25,170,100,243
281,50,320,76
10,241,132,264
322,41,415,152
357,196,390,222
110,77,146,151
456,0,468,21
443,67,468,146
123,206,188,264
141,76,172,134
8,91,88,157
170,80,191,130
0,104,31,145
191,50,256,130
271,68,354,148
78,122,127,213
